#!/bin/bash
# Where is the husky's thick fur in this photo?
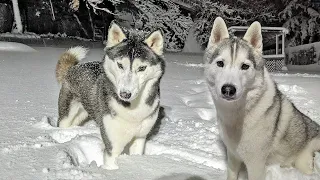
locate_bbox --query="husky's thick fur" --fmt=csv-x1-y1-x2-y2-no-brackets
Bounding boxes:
204,17,320,180
56,22,165,170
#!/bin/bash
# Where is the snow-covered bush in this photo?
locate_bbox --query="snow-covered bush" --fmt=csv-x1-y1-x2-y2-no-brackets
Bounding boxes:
193,1,233,48
194,0,277,48
279,0,320,46
128,0,193,52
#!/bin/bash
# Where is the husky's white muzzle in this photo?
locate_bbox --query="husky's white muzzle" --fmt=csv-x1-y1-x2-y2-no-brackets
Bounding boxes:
117,72,139,102
214,69,244,102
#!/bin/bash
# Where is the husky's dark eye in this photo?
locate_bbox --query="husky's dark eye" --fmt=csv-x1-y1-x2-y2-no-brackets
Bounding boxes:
241,64,250,70
117,62,123,69
216,61,224,67
137,66,147,72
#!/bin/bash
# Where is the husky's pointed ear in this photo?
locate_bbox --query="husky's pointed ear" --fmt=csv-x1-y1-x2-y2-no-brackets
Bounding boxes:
243,21,263,53
208,17,229,48
144,30,164,55
106,21,126,48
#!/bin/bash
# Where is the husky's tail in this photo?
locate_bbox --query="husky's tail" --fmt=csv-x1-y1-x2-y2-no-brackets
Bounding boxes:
56,46,88,84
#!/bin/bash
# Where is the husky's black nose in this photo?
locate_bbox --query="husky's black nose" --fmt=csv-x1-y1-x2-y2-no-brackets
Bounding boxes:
221,84,236,99
120,91,131,100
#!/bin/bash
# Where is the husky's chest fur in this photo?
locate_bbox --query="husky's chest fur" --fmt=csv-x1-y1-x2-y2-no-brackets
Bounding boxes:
104,101,159,139
106,95,159,139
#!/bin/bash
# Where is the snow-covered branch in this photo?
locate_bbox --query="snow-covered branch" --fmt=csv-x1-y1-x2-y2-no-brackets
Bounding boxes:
194,0,278,48
71,0,80,11
129,0,193,51
71,0,123,15
279,0,320,46
86,0,115,15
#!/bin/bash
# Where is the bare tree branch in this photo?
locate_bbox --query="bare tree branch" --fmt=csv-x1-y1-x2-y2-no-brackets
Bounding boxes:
73,13,89,37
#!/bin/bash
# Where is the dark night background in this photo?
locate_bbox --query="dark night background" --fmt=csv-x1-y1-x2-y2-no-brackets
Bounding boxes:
0,0,319,51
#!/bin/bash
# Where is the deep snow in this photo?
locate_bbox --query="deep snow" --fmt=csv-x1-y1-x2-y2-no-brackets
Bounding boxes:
0,44,320,180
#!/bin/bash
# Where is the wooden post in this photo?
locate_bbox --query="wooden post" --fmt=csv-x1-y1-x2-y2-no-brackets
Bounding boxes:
275,35,279,55
282,33,285,55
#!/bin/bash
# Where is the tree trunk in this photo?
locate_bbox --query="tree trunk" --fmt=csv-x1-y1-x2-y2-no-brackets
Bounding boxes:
73,13,89,38
87,7,95,39
11,0,22,33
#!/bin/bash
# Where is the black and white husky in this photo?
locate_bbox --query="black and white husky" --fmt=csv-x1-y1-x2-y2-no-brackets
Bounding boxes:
204,17,320,180
55,22,165,170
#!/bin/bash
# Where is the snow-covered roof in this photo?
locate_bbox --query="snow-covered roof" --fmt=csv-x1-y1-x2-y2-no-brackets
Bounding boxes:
228,26,289,34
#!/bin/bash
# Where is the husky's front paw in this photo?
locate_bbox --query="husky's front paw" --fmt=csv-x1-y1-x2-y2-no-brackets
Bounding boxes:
101,163,119,170
295,159,314,175
103,152,120,170
295,151,314,175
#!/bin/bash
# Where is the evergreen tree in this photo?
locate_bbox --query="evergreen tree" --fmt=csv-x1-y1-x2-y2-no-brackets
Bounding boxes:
124,0,193,51
279,0,320,46
194,0,277,48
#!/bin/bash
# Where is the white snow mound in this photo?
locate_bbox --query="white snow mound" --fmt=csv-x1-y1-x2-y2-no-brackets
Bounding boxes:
62,135,105,167
0,41,37,52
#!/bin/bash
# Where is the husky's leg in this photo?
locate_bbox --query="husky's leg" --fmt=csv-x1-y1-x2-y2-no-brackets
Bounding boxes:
58,100,83,128
102,138,132,170
58,87,76,128
294,138,320,174
245,158,266,180
129,108,159,155
102,144,127,170
101,115,133,170
295,148,314,174
70,103,89,126
129,137,146,155
227,150,242,180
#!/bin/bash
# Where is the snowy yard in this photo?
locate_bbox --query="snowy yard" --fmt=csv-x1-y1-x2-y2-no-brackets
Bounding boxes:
1,45,320,180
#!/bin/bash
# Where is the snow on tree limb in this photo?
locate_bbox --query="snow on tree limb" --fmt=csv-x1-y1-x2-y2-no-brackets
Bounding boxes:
307,7,320,17
71,0,123,15
194,0,278,48
128,0,193,51
71,0,80,11
87,0,115,15
279,0,320,46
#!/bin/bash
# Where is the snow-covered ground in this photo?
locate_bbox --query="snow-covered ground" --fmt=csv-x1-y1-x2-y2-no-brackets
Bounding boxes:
1,44,320,180
0,41,37,52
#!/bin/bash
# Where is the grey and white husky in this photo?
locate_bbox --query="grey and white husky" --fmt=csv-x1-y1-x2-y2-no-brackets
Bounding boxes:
204,17,320,180
55,22,165,169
